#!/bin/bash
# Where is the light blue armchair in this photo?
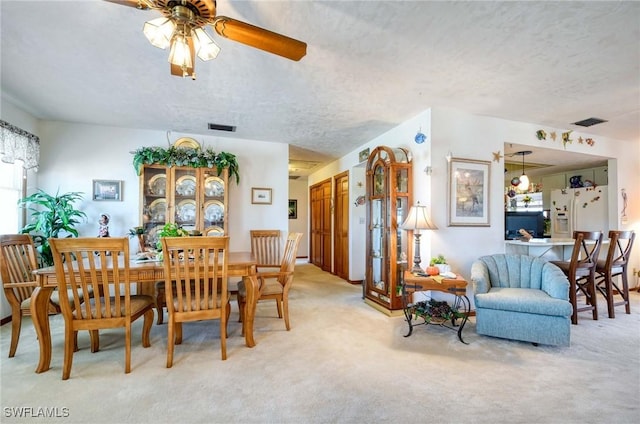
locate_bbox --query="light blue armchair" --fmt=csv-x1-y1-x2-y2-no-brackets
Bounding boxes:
471,254,573,347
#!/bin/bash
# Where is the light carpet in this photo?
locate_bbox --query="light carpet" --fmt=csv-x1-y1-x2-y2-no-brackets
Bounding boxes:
1,263,639,423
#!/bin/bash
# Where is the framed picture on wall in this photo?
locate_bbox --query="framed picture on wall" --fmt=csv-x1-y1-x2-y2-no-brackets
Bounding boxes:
251,187,272,204
288,199,297,219
447,158,490,226
93,180,123,201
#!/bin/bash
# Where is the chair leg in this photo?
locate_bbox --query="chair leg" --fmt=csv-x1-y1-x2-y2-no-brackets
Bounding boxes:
282,297,290,331
156,291,164,325
142,309,153,348
220,314,227,361
569,279,578,325
8,309,22,358
62,325,75,380
166,318,175,368
275,298,283,318
604,271,616,319
589,276,598,321
622,272,631,314
90,330,100,352
124,322,131,374
237,296,244,323
175,322,183,345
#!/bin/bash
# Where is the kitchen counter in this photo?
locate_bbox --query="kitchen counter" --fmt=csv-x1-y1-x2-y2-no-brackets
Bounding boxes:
505,238,577,260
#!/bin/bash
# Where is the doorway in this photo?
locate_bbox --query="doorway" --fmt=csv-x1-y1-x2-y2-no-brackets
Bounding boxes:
333,171,349,280
310,178,331,271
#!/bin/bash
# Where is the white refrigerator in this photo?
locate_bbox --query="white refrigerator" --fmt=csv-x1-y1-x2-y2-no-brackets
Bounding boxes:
550,186,609,238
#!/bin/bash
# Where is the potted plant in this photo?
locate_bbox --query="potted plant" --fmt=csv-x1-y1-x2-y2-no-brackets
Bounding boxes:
128,226,146,253
429,254,451,274
18,189,87,267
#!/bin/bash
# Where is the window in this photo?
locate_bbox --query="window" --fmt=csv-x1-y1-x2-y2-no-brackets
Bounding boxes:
0,161,24,233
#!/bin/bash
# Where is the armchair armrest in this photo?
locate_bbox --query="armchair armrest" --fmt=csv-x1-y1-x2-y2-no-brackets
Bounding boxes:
541,263,570,300
470,261,490,294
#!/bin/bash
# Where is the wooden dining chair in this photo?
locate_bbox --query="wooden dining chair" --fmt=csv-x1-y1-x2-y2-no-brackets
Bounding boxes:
0,234,75,358
250,230,282,271
595,230,635,318
160,236,230,366
237,232,303,332
49,237,154,380
551,231,603,325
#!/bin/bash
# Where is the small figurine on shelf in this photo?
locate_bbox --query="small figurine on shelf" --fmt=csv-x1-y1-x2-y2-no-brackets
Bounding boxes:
98,214,110,238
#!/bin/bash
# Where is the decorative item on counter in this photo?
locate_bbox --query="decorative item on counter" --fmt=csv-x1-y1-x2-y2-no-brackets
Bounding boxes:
128,226,146,253
430,254,451,274
549,131,557,141
511,176,521,187
492,150,503,162
578,136,584,144
522,195,532,207
98,214,110,238
507,189,516,198
569,175,583,188
518,228,533,241
586,138,595,146
536,130,547,140
562,130,573,148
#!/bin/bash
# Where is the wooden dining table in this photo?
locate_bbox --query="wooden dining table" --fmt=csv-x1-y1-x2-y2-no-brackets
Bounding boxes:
30,251,258,374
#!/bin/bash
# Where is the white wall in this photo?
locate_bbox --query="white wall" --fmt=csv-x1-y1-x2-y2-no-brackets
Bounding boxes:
288,178,309,258
35,122,290,253
309,107,640,289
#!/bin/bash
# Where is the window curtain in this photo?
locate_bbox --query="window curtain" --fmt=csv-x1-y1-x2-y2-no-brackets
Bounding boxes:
0,119,40,170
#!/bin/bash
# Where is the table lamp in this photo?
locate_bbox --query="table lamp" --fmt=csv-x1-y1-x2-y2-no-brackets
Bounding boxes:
400,202,438,273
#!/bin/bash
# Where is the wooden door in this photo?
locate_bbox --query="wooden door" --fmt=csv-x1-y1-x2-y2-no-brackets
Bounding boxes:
310,179,332,271
334,171,349,280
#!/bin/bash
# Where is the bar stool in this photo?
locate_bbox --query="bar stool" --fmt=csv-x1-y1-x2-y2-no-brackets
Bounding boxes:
595,230,635,318
551,231,603,325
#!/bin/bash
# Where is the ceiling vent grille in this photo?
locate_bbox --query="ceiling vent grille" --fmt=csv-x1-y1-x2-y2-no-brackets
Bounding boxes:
208,123,236,132
572,117,608,127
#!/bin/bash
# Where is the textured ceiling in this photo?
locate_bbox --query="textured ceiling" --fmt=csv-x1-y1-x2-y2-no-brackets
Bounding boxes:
1,1,639,174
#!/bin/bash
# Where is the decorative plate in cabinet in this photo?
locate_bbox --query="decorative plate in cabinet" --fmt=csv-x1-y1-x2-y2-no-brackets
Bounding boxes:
204,176,224,197
176,199,197,223
175,175,197,196
147,174,166,196
148,199,167,222
204,226,224,236
204,200,224,224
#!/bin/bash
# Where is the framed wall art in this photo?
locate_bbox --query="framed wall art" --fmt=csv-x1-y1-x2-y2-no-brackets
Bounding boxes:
93,180,123,201
288,199,298,219
447,158,490,226
251,187,272,205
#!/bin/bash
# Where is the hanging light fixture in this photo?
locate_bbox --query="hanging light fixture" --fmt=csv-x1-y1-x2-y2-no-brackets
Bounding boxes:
142,3,220,79
516,150,532,191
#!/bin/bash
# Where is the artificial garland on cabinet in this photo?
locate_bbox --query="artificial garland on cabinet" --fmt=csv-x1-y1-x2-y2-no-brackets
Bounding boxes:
132,146,240,183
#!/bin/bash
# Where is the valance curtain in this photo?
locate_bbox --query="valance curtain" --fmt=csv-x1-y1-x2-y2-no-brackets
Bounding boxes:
0,120,40,170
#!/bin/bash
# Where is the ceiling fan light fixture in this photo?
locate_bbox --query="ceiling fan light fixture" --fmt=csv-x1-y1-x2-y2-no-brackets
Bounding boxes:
193,27,220,61
168,32,193,71
143,17,176,49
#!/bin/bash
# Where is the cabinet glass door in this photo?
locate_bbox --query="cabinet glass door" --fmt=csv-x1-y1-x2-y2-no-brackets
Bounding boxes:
142,166,168,249
370,198,386,294
174,168,198,232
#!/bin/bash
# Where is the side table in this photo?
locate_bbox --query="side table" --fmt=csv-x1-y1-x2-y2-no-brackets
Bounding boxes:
402,271,470,344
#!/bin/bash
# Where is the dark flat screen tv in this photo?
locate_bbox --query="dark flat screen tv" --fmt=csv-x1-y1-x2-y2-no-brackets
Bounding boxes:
505,211,544,240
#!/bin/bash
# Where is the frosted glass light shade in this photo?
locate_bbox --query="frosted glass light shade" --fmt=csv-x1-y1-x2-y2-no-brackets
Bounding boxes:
518,174,530,191
143,17,176,49
193,27,220,61
168,35,192,69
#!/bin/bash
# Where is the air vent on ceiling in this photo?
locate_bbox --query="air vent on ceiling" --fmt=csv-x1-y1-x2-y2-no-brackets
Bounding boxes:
289,175,300,180
208,123,236,132
572,117,608,127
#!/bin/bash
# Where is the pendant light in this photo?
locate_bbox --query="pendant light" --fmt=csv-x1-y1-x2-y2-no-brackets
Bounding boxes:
516,150,532,191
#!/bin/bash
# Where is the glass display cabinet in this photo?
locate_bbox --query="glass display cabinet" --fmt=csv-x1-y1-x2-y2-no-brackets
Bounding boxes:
365,146,413,313
139,165,229,249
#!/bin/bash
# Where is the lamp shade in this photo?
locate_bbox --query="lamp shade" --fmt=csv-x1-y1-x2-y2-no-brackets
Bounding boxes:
193,27,220,61
517,174,530,191
143,17,176,49
401,202,438,231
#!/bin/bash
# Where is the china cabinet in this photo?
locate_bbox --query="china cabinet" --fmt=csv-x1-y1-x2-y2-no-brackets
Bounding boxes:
139,165,229,248
365,146,412,313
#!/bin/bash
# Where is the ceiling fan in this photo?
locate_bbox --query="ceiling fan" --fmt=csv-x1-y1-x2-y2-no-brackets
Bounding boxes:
105,0,307,78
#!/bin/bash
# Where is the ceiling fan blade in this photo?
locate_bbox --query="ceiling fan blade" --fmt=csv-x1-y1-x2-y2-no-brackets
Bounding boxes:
103,0,151,9
213,17,307,61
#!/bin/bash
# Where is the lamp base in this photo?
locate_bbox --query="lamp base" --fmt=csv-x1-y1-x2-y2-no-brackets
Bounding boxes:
411,233,423,274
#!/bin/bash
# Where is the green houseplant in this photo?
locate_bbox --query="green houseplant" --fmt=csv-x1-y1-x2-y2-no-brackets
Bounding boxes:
19,190,87,267
132,147,240,184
